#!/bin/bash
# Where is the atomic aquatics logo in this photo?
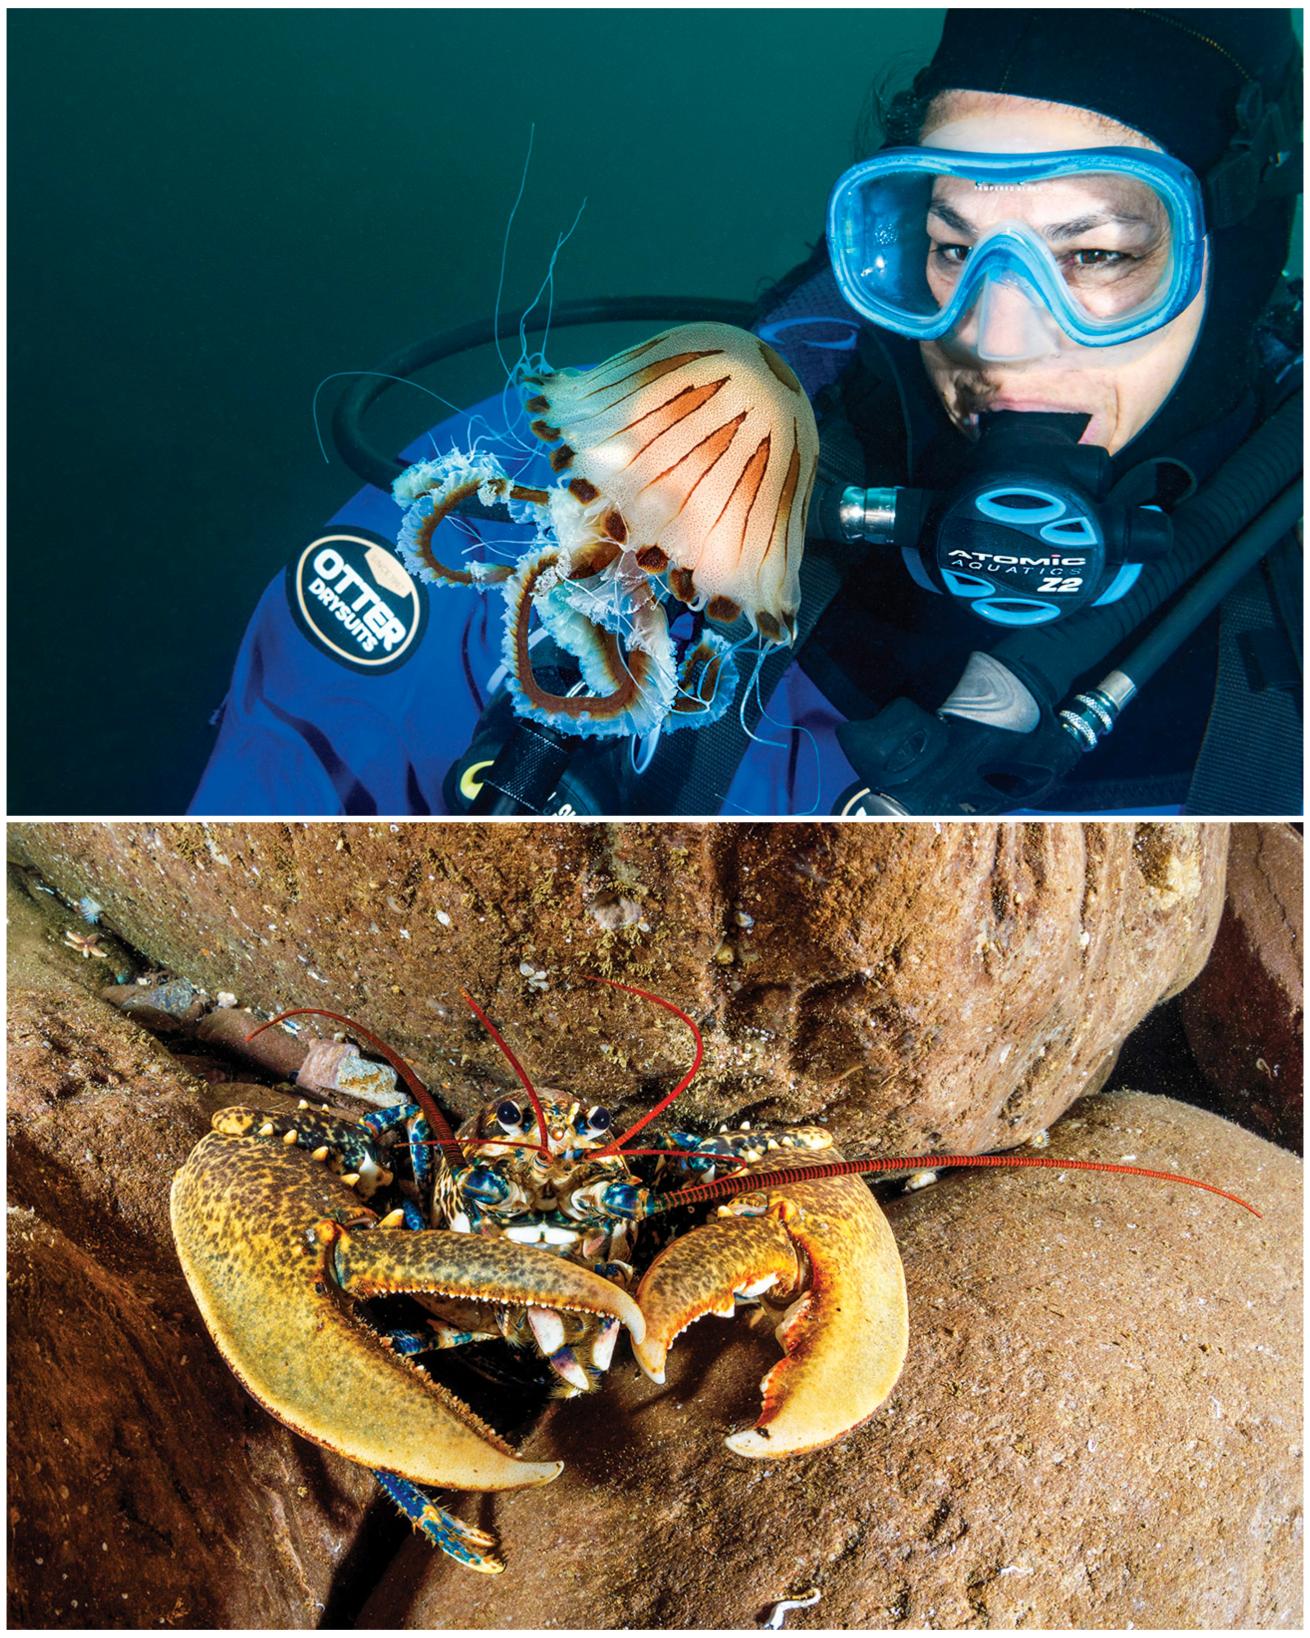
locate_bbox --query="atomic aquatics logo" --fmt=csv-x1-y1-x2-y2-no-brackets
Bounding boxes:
286,530,428,673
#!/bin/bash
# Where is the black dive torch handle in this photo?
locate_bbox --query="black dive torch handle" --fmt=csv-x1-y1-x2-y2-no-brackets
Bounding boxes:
468,718,576,815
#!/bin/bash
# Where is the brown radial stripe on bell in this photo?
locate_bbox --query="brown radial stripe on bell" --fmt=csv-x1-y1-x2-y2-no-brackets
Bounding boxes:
550,444,575,472
757,338,806,397
801,451,818,536
636,545,668,572
636,412,746,509
598,377,729,462
530,419,562,442
575,349,723,407
706,596,741,625
669,567,696,603
708,433,771,568
568,477,600,503
768,425,803,573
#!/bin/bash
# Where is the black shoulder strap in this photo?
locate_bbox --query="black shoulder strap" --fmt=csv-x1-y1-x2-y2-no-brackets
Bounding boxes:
1186,345,1303,815
1185,532,1303,814
625,536,859,815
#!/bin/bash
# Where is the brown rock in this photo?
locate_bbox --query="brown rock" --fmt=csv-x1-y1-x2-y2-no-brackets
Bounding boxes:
7,823,1227,1155
363,1092,1300,1631
1182,824,1302,1149
5,878,379,1627
7,1211,374,1629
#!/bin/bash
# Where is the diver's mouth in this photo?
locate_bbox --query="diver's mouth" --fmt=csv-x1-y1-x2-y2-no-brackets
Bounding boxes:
958,400,1104,446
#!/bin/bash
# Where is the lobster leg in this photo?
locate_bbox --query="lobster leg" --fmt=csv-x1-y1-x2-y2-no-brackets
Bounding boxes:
373,1471,506,1574
633,1166,908,1458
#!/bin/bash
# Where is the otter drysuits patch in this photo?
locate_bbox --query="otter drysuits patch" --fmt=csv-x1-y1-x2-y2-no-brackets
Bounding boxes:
285,530,428,673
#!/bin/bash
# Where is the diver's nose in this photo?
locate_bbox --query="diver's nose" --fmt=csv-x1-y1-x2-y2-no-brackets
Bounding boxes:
960,273,1064,364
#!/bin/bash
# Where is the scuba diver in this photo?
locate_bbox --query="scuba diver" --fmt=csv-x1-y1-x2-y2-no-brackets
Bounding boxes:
191,8,1302,818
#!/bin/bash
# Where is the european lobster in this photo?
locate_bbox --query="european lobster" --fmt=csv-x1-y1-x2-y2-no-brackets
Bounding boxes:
169,978,1258,1573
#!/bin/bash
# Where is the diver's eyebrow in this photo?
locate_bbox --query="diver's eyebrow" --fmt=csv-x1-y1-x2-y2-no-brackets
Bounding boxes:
928,198,1158,242
927,199,976,236
1042,211,1155,240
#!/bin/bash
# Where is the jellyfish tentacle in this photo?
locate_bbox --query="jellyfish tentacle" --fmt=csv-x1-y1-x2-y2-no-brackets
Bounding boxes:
502,548,677,739
396,451,551,588
667,632,739,731
403,481,514,587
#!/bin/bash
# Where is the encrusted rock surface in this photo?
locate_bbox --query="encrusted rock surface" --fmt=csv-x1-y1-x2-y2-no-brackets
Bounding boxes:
8,822,1228,1155
6,881,376,1629
366,1092,1301,1631
1182,823,1302,1150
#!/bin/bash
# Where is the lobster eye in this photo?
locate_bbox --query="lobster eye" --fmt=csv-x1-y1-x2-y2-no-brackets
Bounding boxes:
495,1099,523,1131
587,1106,613,1132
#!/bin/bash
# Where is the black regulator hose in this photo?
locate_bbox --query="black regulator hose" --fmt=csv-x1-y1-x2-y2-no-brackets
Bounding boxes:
1114,478,1303,692
331,296,756,492
993,388,1303,706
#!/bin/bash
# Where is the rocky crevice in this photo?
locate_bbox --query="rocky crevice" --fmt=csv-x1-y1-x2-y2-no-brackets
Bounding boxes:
6,823,1300,1629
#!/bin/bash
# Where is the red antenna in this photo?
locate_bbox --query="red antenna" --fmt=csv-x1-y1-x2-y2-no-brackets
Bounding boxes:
645,1150,1261,1218
460,989,550,1154
587,976,704,1157
245,1008,464,1164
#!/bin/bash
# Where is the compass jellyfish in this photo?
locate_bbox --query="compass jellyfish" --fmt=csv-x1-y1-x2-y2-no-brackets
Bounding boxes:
392,322,819,739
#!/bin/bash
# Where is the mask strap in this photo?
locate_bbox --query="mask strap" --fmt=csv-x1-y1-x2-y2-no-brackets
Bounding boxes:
1204,76,1304,229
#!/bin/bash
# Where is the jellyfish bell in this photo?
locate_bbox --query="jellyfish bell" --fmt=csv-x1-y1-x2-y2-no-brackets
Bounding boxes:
391,321,819,741
523,322,819,643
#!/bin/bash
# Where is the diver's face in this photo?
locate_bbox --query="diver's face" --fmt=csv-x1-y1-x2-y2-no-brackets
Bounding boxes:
917,92,1207,455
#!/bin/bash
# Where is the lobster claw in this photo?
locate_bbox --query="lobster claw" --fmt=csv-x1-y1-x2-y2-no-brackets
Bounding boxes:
632,1166,908,1457
171,1129,644,1491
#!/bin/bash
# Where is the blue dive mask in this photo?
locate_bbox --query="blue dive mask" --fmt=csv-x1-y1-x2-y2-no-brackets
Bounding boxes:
827,146,1207,353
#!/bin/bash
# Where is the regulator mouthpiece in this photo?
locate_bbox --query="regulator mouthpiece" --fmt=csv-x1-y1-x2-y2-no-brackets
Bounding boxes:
829,410,1174,627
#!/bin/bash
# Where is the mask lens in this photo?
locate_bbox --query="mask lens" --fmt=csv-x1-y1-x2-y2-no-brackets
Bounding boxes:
832,151,1196,344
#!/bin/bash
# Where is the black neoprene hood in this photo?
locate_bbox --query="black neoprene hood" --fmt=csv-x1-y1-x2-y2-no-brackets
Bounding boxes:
913,9,1299,180
908,8,1302,459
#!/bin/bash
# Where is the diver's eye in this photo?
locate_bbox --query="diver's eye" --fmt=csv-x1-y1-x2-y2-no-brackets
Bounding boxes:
930,240,970,268
578,1106,612,1134
495,1099,523,1131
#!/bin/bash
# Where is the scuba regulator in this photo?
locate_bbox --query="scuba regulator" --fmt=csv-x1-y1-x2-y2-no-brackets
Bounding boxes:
814,391,1303,817
818,410,1175,627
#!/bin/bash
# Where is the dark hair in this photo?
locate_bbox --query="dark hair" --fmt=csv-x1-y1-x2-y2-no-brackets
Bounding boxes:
852,67,934,159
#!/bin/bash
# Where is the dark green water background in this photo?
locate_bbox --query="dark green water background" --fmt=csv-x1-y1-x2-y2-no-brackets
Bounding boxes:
9,6,943,814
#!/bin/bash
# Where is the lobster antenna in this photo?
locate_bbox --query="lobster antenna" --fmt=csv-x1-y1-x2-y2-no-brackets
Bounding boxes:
644,1150,1262,1218
586,976,704,1157
460,989,550,1153
246,1008,465,1163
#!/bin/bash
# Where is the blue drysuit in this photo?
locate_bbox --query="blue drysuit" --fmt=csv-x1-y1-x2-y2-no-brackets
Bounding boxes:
194,272,1229,816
